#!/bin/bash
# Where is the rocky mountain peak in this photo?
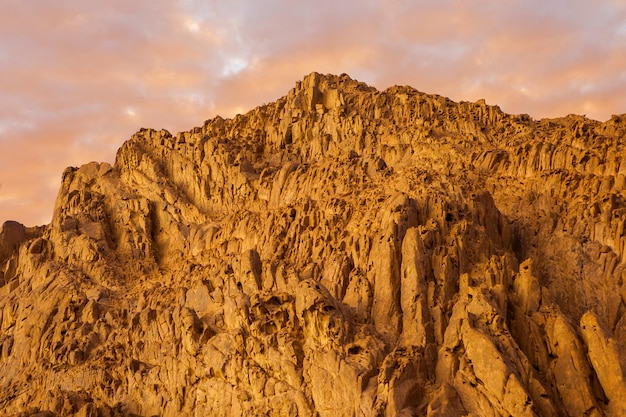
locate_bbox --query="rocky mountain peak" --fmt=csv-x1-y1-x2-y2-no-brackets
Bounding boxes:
1,73,626,416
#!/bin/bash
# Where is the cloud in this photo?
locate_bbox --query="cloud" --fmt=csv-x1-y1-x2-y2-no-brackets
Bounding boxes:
1,0,625,225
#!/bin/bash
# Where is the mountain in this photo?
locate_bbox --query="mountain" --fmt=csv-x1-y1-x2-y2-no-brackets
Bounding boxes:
1,72,626,416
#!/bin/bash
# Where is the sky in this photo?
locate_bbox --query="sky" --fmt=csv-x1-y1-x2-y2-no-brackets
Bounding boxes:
1,0,626,226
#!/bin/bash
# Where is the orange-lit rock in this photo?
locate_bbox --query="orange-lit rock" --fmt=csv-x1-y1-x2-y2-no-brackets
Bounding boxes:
1,73,626,416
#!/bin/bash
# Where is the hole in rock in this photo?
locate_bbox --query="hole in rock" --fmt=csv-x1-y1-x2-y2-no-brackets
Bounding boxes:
348,346,363,355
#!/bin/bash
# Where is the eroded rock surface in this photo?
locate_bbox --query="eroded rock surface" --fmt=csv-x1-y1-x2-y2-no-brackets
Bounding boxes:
2,72,626,416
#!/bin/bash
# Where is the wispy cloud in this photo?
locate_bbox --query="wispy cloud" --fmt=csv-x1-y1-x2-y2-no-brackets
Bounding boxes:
1,0,625,225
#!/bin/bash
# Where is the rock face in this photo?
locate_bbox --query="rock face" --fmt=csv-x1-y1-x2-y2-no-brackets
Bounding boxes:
2,72,626,416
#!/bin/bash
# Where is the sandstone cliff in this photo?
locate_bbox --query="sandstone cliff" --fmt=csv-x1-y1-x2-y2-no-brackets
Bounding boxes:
1,72,626,416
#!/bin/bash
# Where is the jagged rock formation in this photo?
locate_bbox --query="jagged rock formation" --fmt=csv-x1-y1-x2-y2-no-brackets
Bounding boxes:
1,72,626,416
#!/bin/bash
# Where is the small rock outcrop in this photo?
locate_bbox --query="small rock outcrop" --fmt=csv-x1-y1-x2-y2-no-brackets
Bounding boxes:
1,72,626,416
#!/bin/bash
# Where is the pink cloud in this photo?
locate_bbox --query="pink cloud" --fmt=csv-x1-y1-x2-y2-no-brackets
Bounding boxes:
1,0,625,225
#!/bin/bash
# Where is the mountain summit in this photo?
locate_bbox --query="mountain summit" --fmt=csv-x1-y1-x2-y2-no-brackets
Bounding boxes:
1,72,626,416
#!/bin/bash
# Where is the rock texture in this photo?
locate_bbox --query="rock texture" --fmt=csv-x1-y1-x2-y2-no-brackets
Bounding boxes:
2,72,626,416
